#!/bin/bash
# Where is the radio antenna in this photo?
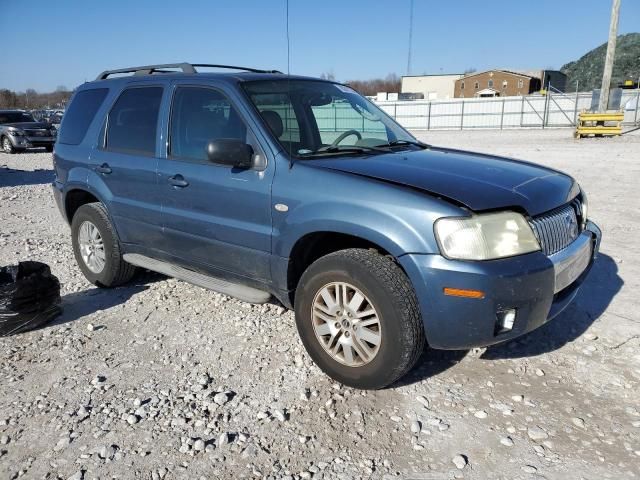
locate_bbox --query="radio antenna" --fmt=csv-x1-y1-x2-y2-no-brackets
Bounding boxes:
286,0,294,168
286,0,291,76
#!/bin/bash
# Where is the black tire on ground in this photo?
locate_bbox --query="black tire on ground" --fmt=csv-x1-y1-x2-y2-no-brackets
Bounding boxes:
45,145,54,152
294,248,425,390
2,136,16,154
71,202,137,287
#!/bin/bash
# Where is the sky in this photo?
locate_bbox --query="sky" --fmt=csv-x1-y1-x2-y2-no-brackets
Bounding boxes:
1,0,638,92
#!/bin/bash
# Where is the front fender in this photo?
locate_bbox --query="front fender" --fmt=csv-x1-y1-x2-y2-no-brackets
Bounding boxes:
272,163,465,258
274,202,432,258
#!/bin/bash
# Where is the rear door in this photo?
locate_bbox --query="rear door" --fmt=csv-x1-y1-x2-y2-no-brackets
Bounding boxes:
157,82,274,283
90,85,165,248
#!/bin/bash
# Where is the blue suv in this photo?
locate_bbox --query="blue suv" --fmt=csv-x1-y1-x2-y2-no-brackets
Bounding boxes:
52,63,601,389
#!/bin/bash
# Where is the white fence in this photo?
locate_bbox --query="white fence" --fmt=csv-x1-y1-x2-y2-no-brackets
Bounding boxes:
374,91,640,131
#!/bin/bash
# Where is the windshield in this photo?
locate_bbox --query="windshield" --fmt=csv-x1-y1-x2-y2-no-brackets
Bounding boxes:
242,80,417,157
0,111,36,124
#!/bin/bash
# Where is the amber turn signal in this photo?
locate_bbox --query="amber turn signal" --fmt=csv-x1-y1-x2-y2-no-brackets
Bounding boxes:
443,287,485,299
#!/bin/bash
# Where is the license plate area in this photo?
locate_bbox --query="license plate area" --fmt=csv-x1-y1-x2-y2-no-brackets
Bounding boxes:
552,238,592,294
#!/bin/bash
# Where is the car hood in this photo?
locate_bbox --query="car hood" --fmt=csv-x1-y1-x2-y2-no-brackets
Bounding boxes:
1,122,51,129
304,146,577,216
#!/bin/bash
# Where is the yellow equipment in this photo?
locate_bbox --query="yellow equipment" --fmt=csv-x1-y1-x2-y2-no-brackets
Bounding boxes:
575,111,624,138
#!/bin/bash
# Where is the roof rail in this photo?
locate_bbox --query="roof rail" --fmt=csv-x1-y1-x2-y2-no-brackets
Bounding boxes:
192,64,282,74
96,62,282,80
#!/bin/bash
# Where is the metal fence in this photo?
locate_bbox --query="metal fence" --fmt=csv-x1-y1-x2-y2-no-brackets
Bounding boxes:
372,90,640,131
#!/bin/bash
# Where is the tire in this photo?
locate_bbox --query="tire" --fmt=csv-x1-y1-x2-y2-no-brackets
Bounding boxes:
294,248,425,389
71,203,137,287
2,136,15,154
45,145,53,153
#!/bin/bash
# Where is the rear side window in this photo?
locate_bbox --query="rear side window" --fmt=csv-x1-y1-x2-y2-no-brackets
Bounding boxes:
57,88,108,145
105,87,163,156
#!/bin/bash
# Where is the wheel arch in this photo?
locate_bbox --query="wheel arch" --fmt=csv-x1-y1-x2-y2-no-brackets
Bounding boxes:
64,188,101,223
285,230,410,308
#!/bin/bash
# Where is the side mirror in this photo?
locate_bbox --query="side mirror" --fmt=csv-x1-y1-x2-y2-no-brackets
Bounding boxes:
206,139,254,168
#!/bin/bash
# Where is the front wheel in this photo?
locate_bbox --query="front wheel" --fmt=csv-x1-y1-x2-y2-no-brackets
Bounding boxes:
71,203,136,287
2,137,16,154
295,249,425,389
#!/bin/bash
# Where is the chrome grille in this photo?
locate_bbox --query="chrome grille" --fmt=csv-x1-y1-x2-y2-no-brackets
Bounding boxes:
530,199,582,256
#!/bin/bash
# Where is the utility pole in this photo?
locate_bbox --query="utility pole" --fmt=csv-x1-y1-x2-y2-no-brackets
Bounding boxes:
598,0,621,112
406,0,413,76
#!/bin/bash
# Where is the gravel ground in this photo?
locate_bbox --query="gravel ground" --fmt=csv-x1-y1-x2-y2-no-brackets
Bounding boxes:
1,129,639,480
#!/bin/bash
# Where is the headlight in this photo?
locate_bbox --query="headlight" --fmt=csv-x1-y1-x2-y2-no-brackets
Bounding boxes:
7,129,24,136
435,211,540,260
580,189,588,228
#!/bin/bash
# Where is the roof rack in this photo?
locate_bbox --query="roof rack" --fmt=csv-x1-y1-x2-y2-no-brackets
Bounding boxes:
96,62,282,80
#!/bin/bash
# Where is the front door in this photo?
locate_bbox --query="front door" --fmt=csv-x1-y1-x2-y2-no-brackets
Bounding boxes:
157,84,274,284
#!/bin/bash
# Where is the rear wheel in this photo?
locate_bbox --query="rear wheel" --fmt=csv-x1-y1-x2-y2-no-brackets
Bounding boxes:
294,248,425,389
71,203,136,287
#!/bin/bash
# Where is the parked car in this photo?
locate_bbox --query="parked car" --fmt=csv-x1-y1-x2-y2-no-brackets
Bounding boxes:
52,63,601,389
0,110,57,153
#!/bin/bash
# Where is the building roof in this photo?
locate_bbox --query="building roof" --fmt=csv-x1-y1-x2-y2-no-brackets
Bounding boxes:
459,69,536,80
401,73,463,79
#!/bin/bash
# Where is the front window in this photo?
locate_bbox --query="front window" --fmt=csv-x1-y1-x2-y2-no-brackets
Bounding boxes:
242,80,418,157
169,86,247,163
0,111,36,124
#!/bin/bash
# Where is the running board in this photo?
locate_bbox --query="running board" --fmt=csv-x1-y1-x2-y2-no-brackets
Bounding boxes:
123,253,271,304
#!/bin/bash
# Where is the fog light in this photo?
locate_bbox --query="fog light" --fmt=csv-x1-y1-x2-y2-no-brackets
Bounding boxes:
496,308,517,334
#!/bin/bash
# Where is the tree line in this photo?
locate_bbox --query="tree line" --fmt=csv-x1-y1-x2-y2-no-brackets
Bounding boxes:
321,72,402,96
0,86,72,110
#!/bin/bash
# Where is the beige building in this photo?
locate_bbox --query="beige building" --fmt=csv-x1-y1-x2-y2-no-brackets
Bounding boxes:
454,70,539,98
401,74,463,100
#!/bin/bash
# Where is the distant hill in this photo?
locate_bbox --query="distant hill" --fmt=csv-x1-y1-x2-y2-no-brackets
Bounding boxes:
561,33,640,92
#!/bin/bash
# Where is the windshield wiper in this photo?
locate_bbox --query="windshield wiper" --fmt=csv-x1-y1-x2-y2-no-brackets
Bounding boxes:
375,139,431,149
298,145,390,158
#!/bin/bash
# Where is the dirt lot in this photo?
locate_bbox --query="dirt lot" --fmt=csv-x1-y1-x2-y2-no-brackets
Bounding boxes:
1,129,639,480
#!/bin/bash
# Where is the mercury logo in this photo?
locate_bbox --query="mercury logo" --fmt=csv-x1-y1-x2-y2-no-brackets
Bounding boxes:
565,213,578,238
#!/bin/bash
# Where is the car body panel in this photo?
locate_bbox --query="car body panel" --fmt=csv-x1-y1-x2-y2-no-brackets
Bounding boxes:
399,221,601,349
303,147,577,216
156,78,277,284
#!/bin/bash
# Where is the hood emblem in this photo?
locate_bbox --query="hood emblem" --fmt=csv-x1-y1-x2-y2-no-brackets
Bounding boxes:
565,213,578,238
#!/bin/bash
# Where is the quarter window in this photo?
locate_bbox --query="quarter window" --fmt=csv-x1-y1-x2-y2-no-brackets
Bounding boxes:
58,88,108,145
105,87,162,156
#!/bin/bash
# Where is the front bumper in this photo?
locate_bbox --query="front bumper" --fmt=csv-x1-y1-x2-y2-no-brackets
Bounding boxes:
400,221,601,350
7,135,55,150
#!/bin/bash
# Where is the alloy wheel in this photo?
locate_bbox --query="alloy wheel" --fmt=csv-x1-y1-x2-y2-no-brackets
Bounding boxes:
78,221,106,273
311,282,382,367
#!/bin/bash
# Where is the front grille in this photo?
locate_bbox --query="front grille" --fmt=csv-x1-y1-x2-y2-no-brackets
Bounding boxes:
24,129,49,137
529,199,582,256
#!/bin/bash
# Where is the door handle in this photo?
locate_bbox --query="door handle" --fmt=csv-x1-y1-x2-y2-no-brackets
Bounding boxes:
95,163,112,175
168,174,189,188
